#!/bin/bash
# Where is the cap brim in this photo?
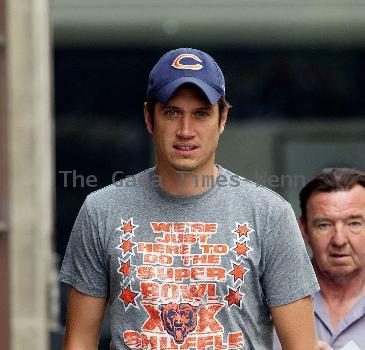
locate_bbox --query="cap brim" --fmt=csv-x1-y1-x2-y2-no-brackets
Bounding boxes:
153,77,222,105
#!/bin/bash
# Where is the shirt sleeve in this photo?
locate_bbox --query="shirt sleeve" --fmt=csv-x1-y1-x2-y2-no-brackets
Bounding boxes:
261,203,319,307
58,198,109,298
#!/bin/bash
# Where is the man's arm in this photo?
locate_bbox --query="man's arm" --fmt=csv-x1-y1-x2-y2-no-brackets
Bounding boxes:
63,286,108,350
271,295,318,350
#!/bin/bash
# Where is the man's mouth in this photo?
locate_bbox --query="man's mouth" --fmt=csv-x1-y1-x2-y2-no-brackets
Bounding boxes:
173,144,198,155
329,253,351,262
330,250,350,257
174,145,197,150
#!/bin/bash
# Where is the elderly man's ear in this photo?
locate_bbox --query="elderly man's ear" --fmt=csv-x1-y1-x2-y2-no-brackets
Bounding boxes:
299,216,309,245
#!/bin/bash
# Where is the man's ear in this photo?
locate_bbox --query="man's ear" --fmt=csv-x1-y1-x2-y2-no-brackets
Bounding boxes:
144,102,153,135
299,216,309,244
219,107,228,135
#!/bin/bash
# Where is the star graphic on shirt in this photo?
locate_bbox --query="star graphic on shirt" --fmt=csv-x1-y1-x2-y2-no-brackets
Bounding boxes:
229,262,248,283
232,241,252,257
117,218,138,235
224,287,244,308
116,238,135,256
233,222,252,239
119,285,139,309
118,258,131,277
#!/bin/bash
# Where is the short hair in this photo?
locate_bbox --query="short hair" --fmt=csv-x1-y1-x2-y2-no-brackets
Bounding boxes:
299,168,365,222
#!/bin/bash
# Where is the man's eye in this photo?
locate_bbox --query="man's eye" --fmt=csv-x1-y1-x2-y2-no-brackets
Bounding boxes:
349,221,361,226
166,109,178,117
348,221,363,232
317,223,331,230
195,111,208,118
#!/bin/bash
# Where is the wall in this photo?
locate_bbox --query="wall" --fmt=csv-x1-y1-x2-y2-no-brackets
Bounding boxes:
217,119,365,214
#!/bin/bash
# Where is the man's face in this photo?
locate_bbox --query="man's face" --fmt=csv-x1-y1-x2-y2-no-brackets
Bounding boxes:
144,84,227,175
301,185,365,283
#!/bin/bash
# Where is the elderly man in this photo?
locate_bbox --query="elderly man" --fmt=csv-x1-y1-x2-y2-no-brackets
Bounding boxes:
275,168,365,350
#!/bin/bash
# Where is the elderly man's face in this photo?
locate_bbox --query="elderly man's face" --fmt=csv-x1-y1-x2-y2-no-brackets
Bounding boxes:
301,185,365,283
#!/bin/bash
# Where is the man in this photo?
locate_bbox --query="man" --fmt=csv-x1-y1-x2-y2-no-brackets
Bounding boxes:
274,168,365,350
59,48,319,349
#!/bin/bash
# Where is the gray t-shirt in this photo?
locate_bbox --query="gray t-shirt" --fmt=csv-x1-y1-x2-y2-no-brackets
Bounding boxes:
59,166,319,349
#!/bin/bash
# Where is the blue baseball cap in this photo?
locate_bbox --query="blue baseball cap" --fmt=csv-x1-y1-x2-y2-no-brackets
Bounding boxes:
147,48,225,105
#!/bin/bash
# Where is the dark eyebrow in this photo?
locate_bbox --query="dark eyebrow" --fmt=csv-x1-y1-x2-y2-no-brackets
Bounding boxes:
196,102,214,109
195,106,213,111
161,104,213,111
312,215,365,225
347,215,365,221
161,104,181,110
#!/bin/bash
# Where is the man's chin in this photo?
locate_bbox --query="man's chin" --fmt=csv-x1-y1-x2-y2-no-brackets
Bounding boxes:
326,266,359,281
171,161,198,173
173,166,196,173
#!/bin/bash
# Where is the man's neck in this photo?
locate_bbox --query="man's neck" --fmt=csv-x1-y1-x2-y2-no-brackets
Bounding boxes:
316,267,365,328
156,164,219,196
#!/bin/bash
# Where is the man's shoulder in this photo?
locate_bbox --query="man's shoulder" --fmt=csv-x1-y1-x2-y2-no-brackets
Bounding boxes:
85,168,154,207
220,167,289,207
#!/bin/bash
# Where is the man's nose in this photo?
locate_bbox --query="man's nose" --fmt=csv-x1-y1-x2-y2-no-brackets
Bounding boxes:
331,223,348,247
177,115,194,138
